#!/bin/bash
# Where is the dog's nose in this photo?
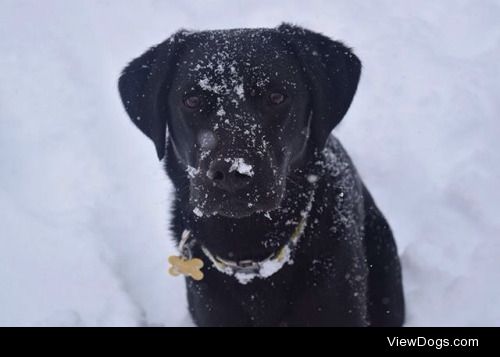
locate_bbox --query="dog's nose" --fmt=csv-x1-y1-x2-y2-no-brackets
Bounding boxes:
207,159,253,192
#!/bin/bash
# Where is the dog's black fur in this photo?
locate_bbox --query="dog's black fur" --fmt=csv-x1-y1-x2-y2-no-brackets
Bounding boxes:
119,24,405,326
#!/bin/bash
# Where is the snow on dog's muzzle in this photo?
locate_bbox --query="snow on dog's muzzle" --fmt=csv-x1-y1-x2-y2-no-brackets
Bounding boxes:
206,157,254,192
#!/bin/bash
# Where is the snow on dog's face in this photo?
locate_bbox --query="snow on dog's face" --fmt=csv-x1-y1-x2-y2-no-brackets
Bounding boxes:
119,25,361,218
167,30,310,218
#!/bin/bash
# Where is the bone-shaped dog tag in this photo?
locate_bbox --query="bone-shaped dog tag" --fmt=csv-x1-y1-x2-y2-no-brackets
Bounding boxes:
168,256,204,281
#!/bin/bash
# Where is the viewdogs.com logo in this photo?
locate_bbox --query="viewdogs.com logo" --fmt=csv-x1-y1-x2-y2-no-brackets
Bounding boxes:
387,336,479,350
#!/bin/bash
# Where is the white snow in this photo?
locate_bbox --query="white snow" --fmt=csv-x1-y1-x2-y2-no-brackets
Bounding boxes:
259,248,292,278
212,245,292,285
1,0,499,326
306,174,319,184
186,166,199,178
233,83,245,99
216,107,226,117
198,77,224,95
228,158,254,177
234,272,256,285
192,207,203,217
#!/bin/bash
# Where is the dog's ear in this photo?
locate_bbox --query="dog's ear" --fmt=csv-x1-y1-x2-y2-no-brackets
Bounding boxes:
277,24,361,148
118,31,187,160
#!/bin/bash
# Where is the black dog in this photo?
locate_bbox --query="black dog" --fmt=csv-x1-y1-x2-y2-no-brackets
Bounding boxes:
119,24,404,326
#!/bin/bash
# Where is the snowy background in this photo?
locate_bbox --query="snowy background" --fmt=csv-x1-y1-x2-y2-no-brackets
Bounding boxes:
1,0,499,326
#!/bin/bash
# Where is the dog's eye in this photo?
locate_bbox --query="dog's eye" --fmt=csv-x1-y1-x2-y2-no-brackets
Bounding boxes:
268,92,286,105
183,95,201,109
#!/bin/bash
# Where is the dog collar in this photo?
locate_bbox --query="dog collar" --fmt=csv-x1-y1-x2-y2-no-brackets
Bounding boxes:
168,187,316,284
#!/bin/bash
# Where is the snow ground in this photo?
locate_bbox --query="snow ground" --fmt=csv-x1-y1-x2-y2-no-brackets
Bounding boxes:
0,0,499,326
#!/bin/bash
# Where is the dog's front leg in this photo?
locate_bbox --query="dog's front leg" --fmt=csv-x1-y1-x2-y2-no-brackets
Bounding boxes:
280,244,370,327
185,277,251,327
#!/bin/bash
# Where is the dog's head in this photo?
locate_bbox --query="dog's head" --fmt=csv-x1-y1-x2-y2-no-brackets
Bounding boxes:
119,24,361,218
